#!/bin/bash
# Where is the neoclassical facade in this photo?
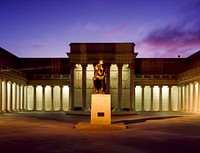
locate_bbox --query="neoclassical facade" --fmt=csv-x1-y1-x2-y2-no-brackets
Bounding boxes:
0,43,200,113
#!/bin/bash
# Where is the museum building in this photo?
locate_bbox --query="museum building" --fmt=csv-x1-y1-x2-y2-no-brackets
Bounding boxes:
0,43,200,113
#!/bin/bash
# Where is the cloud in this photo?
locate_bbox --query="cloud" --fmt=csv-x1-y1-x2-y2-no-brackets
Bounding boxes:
139,19,200,57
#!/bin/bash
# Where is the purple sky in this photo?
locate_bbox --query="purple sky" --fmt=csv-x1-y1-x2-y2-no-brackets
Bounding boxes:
1,0,200,58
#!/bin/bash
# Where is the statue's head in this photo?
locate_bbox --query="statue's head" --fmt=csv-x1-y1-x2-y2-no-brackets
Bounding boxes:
99,59,104,65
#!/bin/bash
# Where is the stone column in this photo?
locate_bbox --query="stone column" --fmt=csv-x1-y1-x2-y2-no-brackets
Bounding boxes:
141,86,145,111
117,64,123,110
51,85,54,111
180,85,183,111
15,83,18,111
168,86,172,111
198,81,200,112
192,82,196,112
106,64,111,93
188,84,191,112
0,79,2,112
81,64,87,109
42,85,46,111
150,86,154,111
129,63,135,110
69,64,75,110
19,84,21,110
33,85,37,111
60,85,63,111
10,82,13,112
22,85,25,111
184,85,187,111
4,80,8,112
25,86,28,111
159,85,163,111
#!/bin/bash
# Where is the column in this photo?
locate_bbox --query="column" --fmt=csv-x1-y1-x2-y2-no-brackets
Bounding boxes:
117,64,122,110
33,85,37,111
60,85,63,111
4,80,8,112
0,79,2,112
192,82,196,112
69,64,75,110
188,84,191,112
168,86,172,111
15,83,17,111
10,82,13,111
184,85,187,111
51,85,54,111
141,86,145,111
25,86,28,111
180,85,183,111
150,86,154,111
106,64,111,93
22,85,25,111
159,85,163,111
198,81,200,112
19,84,21,110
81,64,87,109
129,63,135,110
42,85,46,111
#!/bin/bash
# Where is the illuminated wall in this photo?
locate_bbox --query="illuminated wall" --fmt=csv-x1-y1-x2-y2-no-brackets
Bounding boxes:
36,86,42,110
162,86,169,111
122,64,130,108
144,86,151,111
135,86,142,111
74,64,82,107
110,64,118,108
86,64,94,108
54,86,60,111
27,86,33,110
63,85,69,110
45,86,52,111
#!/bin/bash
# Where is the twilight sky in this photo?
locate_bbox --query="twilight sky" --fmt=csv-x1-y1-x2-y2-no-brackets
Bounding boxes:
0,0,200,58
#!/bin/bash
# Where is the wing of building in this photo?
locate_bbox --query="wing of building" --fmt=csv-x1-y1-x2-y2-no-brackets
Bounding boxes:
0,43,200,113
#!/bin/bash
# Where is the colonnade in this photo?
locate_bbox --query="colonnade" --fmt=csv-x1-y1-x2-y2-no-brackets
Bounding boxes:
180,81,200,112
0,78,70,112
1,79,200,113
0,79,26,112
69,63,135,110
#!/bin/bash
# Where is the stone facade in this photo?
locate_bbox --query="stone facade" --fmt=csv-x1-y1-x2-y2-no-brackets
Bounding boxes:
0,44,200,113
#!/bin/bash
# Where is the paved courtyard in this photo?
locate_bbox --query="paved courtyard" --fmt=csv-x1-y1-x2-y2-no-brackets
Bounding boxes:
0,111,200,153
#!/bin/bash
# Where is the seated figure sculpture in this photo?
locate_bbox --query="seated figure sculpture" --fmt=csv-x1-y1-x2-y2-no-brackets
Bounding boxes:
93,60,108,94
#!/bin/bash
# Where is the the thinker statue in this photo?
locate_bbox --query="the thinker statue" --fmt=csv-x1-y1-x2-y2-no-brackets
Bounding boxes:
93,60,108,94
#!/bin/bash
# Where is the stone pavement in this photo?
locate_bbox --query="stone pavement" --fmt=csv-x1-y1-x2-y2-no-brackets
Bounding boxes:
0,111,200,153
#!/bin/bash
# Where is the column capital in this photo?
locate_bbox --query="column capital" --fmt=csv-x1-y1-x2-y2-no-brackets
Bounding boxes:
81,63,87,68
117,63,123,68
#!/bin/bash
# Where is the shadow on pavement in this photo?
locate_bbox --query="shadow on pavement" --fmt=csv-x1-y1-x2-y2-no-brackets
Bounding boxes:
112,116,182,125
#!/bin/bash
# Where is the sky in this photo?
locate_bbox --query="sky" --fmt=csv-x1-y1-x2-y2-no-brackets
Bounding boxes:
0,0,200,58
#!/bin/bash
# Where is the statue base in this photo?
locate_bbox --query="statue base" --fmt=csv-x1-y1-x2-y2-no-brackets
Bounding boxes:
74,94,126,130
91,94,111,124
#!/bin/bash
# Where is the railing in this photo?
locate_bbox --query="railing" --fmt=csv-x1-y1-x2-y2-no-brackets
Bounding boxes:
0,64,26,78
178,66,200,80
28,74,70,80
134,74,178,79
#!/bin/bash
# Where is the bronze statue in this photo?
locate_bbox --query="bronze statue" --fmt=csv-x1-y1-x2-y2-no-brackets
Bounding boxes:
93,60,107,94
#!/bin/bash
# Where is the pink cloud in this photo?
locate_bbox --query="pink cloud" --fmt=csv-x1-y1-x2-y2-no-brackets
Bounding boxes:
138,19,200,58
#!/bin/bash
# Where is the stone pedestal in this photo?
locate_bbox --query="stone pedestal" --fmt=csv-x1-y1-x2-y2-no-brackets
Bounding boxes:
74,94,126,130
91,94,111,124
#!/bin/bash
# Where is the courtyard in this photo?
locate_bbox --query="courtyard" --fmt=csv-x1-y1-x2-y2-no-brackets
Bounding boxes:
0,111,200,153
